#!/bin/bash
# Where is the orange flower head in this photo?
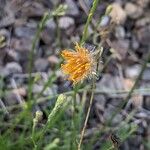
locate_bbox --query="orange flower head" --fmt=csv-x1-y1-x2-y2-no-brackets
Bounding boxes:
61,43,96,84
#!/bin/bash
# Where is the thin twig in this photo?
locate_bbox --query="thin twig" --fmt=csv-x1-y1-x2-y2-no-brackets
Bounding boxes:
77,78,95,150
77,45,103,150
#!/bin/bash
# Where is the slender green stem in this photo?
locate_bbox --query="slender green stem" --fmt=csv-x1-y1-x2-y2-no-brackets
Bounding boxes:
109,50,150,124
80,0,100,45
71,84,79,149
36,73,56,99
31,119,37,149
125,52,150,104
124,52,150,104
27,4,67,108
27,12,50,105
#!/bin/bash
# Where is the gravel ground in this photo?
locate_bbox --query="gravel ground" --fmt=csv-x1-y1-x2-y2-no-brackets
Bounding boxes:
0,0,150,149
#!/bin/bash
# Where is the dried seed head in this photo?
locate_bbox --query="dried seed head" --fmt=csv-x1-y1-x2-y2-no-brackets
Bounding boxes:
61,42,96,84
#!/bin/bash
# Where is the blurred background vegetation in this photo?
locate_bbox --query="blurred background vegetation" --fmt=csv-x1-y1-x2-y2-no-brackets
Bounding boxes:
0,0,150,150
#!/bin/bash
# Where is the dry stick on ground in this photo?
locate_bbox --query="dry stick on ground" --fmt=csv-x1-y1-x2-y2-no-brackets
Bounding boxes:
1,87,150,113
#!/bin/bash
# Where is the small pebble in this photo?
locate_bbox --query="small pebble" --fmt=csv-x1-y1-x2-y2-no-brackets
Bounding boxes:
100,16,111,27
48,55,59,66
131,36,140,50
5,62,22,75
110,3,127,24
58,16,75,29
4,91,19,106
125,65,141,79
14,26,36,39
143,97,150,110
142,68,150,80
125,2,143,19
137,26,150,46
115,26,126,39
65,0,79,16
34,58,49,72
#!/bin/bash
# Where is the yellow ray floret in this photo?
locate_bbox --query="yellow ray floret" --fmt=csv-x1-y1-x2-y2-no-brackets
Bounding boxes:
61,43,96,84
